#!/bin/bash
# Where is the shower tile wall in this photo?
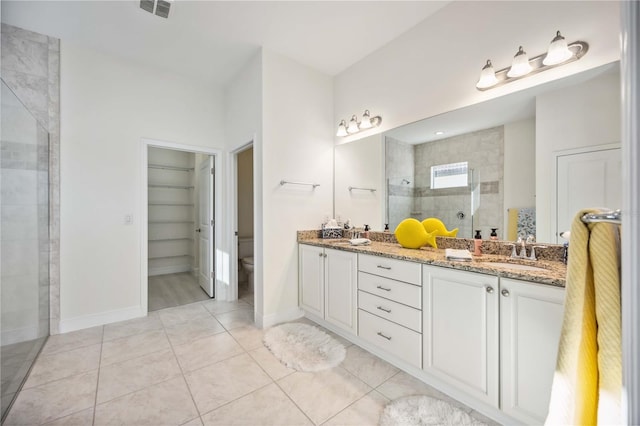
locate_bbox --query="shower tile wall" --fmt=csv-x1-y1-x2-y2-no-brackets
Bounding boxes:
1,24,60,334
386,127,504,239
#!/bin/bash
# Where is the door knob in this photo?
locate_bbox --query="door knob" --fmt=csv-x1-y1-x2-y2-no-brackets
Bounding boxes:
196,228,201,233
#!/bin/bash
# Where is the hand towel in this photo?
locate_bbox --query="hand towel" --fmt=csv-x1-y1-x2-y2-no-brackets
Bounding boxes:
545,209,621,425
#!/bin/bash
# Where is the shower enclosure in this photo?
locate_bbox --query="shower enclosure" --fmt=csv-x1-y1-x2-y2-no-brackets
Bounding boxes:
1,80,50,420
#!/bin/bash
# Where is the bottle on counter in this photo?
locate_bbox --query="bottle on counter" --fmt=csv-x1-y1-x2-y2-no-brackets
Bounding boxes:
384,223,390,233
490,228,498,240
474,230,483,256
362,224,370,239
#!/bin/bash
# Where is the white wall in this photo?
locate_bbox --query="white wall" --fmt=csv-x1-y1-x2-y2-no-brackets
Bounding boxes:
261,50,334,325
503,118,536,235
334,135,384,230
535,70,621,242
334,1,620,142
60,41,224,330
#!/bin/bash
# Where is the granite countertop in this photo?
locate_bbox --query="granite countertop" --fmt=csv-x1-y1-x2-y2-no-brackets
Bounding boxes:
298,237,567,288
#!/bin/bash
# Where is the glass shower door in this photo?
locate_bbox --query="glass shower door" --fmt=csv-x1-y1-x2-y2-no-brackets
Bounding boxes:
1,80,50,420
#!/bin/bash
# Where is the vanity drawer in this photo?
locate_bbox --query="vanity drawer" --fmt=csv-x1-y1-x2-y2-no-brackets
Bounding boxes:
358,272,421,309
358,290,421,332
358,254,421,285
359,309,422,368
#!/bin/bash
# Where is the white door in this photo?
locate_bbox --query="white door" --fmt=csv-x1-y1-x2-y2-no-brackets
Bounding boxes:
324,248,358,333
198,157,215,297
298,244,324,318
500,278,565,424
423,266,499,407
556,147,621,242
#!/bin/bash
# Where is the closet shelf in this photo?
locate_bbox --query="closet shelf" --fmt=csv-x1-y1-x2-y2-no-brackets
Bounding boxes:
148,203,195,206
148,254,194,260
148,220,195,224
148,164,195,172
148,184,194,189
149,238,194,242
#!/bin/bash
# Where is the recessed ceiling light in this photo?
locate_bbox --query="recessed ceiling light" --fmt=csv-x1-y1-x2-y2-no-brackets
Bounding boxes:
435,131,445,135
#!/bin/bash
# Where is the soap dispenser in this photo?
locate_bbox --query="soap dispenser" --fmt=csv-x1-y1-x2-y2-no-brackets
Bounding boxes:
474,230,483,256
490,228,498,240
362,225,370,239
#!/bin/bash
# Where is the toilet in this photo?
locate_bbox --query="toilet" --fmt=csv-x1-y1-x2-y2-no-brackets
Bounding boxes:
241,257,254,293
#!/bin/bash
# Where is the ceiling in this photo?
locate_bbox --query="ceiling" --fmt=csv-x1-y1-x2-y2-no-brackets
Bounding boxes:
1,1,450,87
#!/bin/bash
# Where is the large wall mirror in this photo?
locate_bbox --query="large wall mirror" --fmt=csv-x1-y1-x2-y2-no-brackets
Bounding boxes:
334,61,621,245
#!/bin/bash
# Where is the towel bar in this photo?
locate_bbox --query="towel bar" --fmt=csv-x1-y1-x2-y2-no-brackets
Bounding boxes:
348,186,376,192
280,180,320,188
581,209,621,224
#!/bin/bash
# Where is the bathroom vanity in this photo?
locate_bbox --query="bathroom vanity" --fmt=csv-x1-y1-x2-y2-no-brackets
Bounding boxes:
297,234,566,425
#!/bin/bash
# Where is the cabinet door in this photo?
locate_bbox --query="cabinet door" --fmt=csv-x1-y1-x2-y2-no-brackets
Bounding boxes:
324,248,358,333
423,266,499,407
298,244,324,318
500,278,565,424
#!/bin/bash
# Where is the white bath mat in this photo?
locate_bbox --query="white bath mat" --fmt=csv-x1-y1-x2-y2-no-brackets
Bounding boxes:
263,323,346,372
379,395,487,426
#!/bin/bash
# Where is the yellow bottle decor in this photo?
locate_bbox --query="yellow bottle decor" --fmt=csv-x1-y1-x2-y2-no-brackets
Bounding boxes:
421,217,459,238
394,218,438,249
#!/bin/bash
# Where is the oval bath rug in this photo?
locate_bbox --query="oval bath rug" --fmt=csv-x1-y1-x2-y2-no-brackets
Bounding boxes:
379,395,487,426
263,323,346,372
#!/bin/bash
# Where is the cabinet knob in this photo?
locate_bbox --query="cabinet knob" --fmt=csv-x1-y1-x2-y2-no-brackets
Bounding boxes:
324,253,327,258
501,289,510,297
319,253,323,257
486,286,494,294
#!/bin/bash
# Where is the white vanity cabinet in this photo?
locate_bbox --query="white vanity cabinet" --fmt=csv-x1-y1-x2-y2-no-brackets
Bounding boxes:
422,266,500,407
357,254,422,368
499,278,565,425
298,244,358,334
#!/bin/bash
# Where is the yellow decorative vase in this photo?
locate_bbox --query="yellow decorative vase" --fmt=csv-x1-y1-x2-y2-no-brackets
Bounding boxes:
422,218,459,238
394,218,438,249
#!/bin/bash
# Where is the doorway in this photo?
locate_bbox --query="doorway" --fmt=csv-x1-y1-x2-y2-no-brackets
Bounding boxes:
235,145,254,307
142,141,221,313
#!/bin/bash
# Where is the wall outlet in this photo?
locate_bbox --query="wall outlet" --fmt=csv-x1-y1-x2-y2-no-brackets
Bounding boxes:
124,214,133,225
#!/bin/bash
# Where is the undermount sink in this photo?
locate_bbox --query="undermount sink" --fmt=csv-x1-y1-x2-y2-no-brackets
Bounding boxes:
485,262,548,272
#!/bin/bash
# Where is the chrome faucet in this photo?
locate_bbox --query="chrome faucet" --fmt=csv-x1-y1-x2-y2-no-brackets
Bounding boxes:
505,243,518,259
528,245,547,261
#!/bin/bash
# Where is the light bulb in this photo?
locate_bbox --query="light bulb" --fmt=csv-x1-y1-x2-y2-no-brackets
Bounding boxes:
543,31,573,66
507,46,532,78
476,59,498,89
336,120,348,137
346,115,360,134
360,110,373,129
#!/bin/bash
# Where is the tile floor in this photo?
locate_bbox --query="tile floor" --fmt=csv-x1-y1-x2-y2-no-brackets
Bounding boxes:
4,300,499,426
148,273,212,312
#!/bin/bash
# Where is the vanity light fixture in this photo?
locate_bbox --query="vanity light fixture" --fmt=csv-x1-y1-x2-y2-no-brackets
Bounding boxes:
336,110,382,137
475,31,588,91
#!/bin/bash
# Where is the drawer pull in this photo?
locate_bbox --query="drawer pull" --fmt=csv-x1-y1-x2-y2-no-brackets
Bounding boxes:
377,265,392,270
376,285,392,292
377,332,392,341
377,306,391,313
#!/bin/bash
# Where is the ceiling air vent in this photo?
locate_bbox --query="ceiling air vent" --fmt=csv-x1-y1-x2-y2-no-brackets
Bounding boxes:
139,0,171,19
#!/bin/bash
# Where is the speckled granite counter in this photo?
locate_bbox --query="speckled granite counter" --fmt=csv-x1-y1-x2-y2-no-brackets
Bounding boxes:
298,233,567,288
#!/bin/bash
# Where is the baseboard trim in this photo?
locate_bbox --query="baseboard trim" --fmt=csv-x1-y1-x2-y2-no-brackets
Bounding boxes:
59,305,145,333
259,307,304,328
148,265,192,276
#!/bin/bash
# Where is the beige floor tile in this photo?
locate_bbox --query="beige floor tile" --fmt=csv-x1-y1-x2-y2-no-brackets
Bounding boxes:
323,390,389,426
158,302,212,326
228,324,266,351
97,349,182,403
278,367,372,425
375,371,473,413
201,383,311,426
214,309,255,330
103,312,163,342
100,329,170,366
94,377,198,426
43,407,94,425
23,343,101,389
164,316,226,347
41,326,103,355
340,345,399,388
4,370,98,425
184,353,272,414
181,417,203,426
248,347,295,380
201,299,251,315
173,332,244,372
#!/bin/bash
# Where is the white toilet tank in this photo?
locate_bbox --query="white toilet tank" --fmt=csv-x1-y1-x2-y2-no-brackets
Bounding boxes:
238,237,253,260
